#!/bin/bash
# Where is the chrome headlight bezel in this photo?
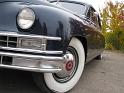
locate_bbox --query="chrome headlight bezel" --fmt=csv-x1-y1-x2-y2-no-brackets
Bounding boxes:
17,8,35,30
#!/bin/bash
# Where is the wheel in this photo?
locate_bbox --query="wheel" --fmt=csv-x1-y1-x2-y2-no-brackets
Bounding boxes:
95,54,102,60
33,37,85,93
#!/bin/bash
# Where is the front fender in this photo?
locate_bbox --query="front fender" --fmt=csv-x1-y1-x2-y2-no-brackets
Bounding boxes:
28,4,87,52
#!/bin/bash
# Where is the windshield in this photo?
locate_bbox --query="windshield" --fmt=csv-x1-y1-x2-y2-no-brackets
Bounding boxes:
51,1,86,15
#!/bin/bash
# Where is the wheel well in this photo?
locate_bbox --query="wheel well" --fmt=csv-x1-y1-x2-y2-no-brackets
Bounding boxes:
75,36,87,59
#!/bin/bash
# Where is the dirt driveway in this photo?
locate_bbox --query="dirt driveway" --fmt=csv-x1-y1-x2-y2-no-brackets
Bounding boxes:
0,51,124,93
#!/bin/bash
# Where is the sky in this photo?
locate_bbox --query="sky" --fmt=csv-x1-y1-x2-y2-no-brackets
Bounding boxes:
76,0,124,12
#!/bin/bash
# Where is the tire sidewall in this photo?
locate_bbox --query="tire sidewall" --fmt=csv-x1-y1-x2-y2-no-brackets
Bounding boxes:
44,38,85,93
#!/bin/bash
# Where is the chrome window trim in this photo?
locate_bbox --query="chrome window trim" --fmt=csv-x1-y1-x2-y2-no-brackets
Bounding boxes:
0,31,61,41
0,47,63,54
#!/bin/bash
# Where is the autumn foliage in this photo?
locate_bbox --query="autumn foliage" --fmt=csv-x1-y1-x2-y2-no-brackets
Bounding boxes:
100,1,124,51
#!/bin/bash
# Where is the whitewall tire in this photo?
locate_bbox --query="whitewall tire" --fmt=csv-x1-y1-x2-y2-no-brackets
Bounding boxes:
33,37,85,93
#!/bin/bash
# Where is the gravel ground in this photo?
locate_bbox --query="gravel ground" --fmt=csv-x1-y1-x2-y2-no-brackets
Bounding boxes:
0,51,124,93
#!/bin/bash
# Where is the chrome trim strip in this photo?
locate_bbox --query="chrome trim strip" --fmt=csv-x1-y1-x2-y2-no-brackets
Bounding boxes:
0,51,64,61
0,64,61,73
0,47,63,54
0,32,61,41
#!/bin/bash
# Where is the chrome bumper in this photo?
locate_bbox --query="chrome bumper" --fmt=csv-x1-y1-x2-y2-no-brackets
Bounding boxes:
0,31,65,73
0,51,67,73
0,65,62,73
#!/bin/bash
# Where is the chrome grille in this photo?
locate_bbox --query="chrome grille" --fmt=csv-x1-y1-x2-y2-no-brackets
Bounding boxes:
0,56,13,65
0,32,61,53
0,36,17,47
0,34,47,51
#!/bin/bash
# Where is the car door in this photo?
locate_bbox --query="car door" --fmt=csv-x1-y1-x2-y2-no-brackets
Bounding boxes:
82,7,98,61
95,14,105,54
87,7,104,58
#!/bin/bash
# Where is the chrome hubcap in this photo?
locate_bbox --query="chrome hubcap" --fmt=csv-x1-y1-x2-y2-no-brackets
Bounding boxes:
53,47,78,83
65,60,73,71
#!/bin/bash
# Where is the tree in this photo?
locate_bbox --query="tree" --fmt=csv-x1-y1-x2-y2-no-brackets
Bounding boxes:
100,1,124,51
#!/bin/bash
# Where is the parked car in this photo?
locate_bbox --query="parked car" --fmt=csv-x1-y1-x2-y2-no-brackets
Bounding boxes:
0,0,105,92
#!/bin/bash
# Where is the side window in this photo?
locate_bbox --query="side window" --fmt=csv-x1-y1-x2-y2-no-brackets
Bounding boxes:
97,16,102,30
90,7,97,24
87,8,90,18
87,7,99,27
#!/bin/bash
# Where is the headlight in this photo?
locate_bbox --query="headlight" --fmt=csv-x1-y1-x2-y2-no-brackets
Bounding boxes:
17,8,35,29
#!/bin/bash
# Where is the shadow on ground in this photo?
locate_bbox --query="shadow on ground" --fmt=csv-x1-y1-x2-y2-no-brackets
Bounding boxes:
0,69,41,93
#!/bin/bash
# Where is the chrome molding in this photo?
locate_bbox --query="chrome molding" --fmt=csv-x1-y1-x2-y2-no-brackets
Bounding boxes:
0,47,63,54
0,64,62,73
0,51,64,61
0,31,61,41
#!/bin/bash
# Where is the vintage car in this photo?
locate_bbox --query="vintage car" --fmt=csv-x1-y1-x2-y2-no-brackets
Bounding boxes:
0,0,105,92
